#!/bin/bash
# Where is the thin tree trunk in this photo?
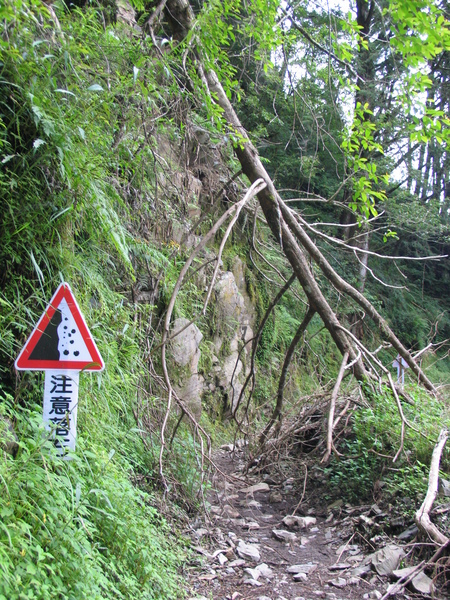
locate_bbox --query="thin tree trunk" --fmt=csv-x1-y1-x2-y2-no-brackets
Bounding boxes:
205,69,367,380
260,306,316,445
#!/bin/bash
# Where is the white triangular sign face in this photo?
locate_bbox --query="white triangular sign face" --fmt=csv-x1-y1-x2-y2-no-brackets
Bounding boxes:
15,282,104,371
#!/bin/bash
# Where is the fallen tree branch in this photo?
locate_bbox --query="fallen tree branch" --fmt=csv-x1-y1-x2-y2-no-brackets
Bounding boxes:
260,305,316,445
281,203,436,393
322,351,349,463
415,428,449,546
159,179,266,487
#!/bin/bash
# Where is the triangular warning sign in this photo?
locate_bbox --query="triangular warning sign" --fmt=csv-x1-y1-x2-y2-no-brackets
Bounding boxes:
15,282,104,371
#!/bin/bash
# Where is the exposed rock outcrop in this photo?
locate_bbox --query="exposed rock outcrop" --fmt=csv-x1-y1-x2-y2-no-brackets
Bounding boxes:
170,317,204,420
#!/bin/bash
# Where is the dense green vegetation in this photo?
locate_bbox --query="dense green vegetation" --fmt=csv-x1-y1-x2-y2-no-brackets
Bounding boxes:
1,0,450,596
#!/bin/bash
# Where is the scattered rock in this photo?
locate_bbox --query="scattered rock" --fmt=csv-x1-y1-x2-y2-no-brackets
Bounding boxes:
269,491,283,503
272,529,297,543
243,521,260,530
363,592,382,599
328,563,351,571
287,563,317,574
350,564,371,578
359,514,375,527
396,524,418,541
371,544,405,577
256,563,274,579
194,528,208,538
393,567,435,595
236,541,261,562
328,577,346,588
240,482,270,494
244,578,263,586
282,515,317,529
228,559,245,567
220,443,235,452
0,416,18,456
244,567,260,580
223,505,240,518
293,572,308,581
438,477,450,497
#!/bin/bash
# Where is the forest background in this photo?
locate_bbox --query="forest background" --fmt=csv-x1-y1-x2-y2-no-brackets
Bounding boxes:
1,0,450,597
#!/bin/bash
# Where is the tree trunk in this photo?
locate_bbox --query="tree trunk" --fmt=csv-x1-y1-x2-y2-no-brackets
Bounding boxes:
156,0,437,393
205,69,368,381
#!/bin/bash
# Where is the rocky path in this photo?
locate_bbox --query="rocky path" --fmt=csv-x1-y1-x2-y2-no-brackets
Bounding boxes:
185,444,437,600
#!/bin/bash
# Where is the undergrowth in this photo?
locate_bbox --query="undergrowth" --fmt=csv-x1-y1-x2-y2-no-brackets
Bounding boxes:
0,2,201,596
324,385,450,505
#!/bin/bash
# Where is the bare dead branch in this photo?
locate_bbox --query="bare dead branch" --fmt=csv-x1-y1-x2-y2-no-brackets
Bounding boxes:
280,201,436,392
322,351,349,463
301,215,448,261
415,428,449,546
159,179,266,488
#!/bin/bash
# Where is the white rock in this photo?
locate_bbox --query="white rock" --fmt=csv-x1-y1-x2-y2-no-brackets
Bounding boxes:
244,521,260,530
240,482,270,494
237,541,261,562
293,572,308,581
244,578,263,586
287,563,317,574
244,567,260,580
217,553,228,565
256,563,274,579
328,577,346,588
272,529,297,543
363,592,382,599
228,559,245,567
282,515,317,529
220,443,235,452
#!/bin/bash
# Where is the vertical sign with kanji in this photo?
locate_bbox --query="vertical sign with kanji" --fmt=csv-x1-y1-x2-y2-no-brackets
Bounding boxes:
43,371,80,452
16,282,104,454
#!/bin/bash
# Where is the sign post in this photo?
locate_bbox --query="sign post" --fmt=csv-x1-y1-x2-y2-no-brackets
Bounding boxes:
15,282,104,454
392,354,409,387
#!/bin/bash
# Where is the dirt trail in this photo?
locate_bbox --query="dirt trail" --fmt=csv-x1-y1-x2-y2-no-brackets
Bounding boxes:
186,445,393,600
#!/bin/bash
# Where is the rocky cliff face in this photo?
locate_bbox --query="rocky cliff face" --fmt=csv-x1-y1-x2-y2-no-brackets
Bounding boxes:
170,256,256,420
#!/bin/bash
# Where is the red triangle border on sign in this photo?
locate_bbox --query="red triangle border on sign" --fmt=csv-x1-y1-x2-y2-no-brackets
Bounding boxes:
15,282,105,371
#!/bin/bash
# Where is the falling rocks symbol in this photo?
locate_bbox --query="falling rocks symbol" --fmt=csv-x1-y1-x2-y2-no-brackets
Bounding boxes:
29,308,62,361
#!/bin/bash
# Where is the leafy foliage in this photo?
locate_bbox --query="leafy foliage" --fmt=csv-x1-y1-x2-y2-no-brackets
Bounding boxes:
325,385,450,502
